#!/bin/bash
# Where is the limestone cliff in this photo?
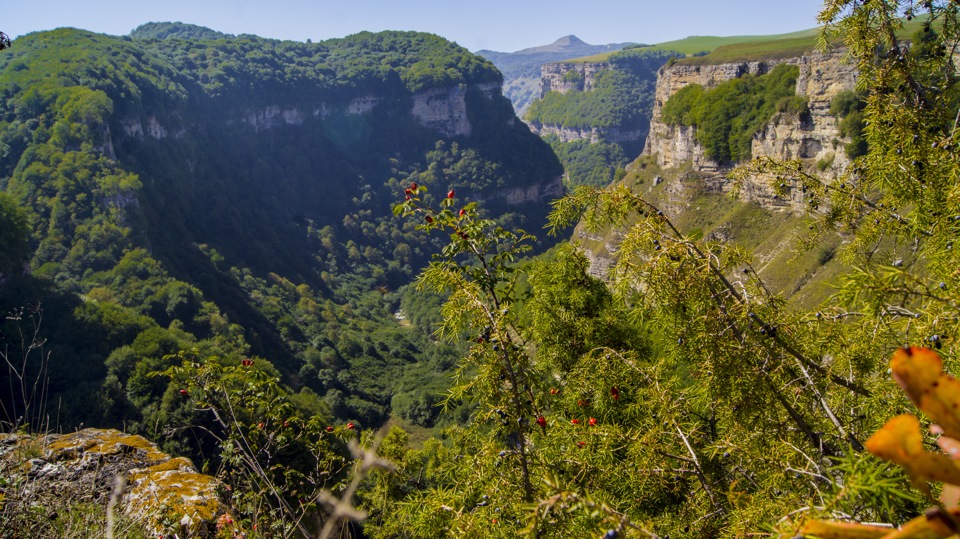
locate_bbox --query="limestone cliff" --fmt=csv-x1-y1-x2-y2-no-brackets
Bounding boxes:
526,55,667,155
645,50,858,208
538,62,609,96
119,82,503,140
577,50,859,303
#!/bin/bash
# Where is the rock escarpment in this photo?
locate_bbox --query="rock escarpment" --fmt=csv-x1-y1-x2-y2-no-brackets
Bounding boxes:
538,62,609,96
0,428,226,538
644,50,858,209
528,61,648,149
119,82,503,140
576,50,859,298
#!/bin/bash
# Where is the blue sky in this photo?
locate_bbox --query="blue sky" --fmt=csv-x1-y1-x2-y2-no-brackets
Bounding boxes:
8,0,827,52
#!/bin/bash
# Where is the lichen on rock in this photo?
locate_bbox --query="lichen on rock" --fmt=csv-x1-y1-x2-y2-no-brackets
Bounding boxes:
0,428,226,538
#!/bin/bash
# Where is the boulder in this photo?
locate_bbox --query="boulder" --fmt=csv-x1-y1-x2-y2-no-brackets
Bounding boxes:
0,428,227,538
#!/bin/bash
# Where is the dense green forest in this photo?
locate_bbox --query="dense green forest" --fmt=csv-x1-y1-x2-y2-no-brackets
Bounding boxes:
525,48,680,188
0,25,561,460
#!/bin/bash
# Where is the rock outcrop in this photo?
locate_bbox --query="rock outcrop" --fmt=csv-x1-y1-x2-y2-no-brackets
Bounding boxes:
527,123,647,145
538,62,609,97
528,60,648,150
644,50,858,209
481,175,565,205
0,428,227,538
122,82,503,140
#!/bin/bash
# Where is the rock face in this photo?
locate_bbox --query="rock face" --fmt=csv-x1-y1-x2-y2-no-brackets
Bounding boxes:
539,62,609,97
122,82,503,140
528,123,646,145
577,51,859,285
645,50,858,208
528,60,648,148
410,82,500,137
0,428,227,538
483,175,565,205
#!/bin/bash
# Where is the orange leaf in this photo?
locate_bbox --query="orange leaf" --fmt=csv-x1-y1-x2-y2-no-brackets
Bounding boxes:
866,415,925,467
891,347,943,405
878,507,960,538
798,519,890,538
866,415,960,487
891,347,960,440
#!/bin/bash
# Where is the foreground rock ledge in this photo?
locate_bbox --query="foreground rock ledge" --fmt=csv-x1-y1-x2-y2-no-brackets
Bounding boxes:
0,427,226,538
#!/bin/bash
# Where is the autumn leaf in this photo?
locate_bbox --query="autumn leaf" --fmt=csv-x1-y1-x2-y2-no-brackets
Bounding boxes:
797,519,890,539
890,347,960,440
866,414,960,490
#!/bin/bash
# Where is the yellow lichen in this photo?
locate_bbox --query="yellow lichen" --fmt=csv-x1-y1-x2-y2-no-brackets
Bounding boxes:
45,428,166,463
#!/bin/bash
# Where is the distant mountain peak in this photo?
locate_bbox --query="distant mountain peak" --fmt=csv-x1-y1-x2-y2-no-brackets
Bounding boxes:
552,35,589,49
512,35,604,55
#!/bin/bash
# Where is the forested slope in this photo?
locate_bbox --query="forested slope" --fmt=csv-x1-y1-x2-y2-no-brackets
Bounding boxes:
0,26,562,451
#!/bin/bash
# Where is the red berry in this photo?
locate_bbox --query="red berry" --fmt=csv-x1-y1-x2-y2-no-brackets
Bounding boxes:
326,426,334,432
611,387,620,401
405,195,411,201
404,189,412,195
179,389,188,396
347,422,355,430
409,182,418,190
589,417,597,426
536,416,546,427
571,419,580,425
425,215,433,223
459,208,466,216
283,421,289,427
577,441,586,448
447,190,455,198
257,422,264,429
550,388,557,395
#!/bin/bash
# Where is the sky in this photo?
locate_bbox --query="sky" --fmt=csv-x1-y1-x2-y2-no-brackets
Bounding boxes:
7,0,828,53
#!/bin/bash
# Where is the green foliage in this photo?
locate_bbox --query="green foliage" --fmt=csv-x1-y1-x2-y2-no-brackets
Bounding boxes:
369,4,960,526
661,63,801,162
562,69,584,86
160,350,358,536
830,89,868,159
525,49,679,130
129,22,232,41
542,136,629,188
0,26,561,473
0,192,29,275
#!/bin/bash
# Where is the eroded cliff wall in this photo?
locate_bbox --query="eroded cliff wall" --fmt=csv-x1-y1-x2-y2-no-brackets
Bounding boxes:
644,50,858,208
